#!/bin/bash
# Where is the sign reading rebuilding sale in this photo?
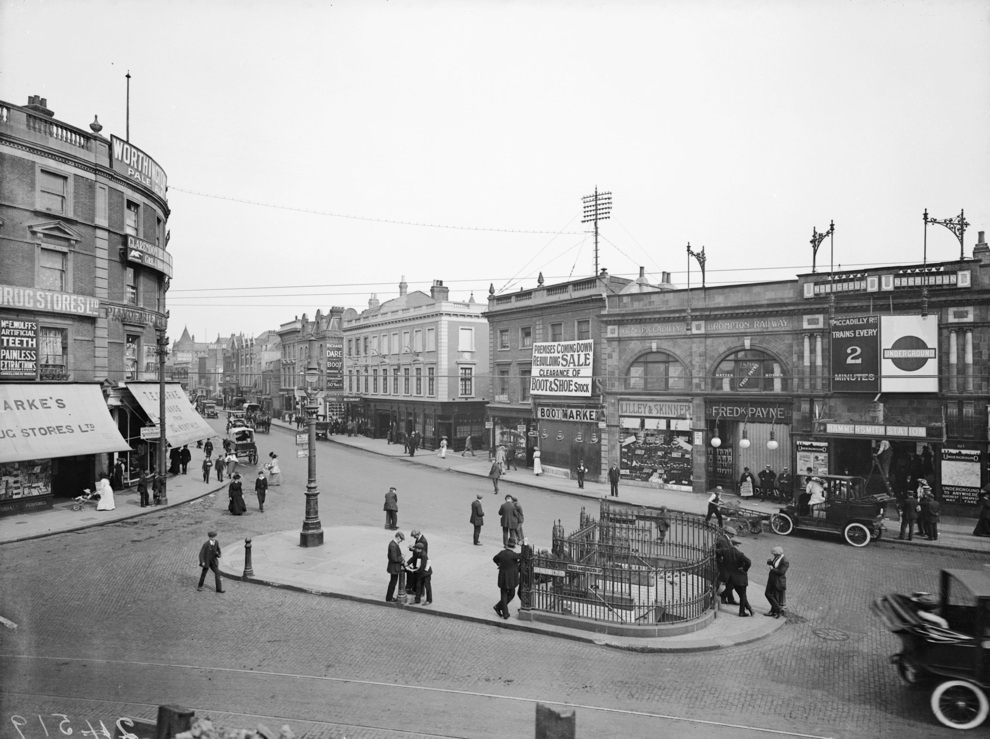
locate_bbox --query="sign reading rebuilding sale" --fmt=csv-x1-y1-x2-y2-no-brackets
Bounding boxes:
830,314,938,393
530,340,593,397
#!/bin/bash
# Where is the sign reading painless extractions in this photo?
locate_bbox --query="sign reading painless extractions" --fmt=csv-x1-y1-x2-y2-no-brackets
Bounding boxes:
530,341,593,397
0,318,38,379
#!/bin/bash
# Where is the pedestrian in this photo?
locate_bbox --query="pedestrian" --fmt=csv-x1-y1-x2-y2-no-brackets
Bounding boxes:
168,445,180,474
511,495,525,543
498,494,518,546
914,479,929,537
739,467,757,499
706,486,724,526
408,430,417,457
437,436,448,458
110,459,124,490
385,531,405,602
656,506,670,544
715,528,738,604
214,454,224,483
608,465,620,496
462,434,475,456
255,470,268,512
533,447,544,475
470,493,485,545
495,444,506,473
505,445,517,471
137,471,151,507
492,537,521,620
920,487,940,541
225,452,238,478
383,486,398,530
265,452,281,486
765,546,788,618
152,473,164,505
180,445,192,474
197,530,224,593
489,459,502,494
758,465,776,501
94,473,115,510
201,456,212,483
203,438,214,459
407,542,432,605
726,536,754,617
898,490,920,541
777,467,792,502
405,530,429,595
576,459,587,489
222,438,232,455
974,488,990,537
227,473,246,516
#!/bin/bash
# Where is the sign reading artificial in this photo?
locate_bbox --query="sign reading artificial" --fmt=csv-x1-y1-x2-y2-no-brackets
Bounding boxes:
530,341,593,397
830,314,937,393
111,136,168,201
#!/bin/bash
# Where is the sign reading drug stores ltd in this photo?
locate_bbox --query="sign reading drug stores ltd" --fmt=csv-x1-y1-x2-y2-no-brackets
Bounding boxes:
530,341,593,397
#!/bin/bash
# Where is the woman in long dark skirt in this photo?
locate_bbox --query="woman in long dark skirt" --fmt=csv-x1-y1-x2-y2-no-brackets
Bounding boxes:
228,473,247,516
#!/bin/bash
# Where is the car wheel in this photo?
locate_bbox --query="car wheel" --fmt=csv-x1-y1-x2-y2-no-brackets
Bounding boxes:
770,513,793,536
871,527,882,541
930,680,989,730
844,522,871,547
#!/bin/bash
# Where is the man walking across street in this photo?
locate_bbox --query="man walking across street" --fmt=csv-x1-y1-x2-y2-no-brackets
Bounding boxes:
492,537,521,620
385,531,405,602
470,494,485,545
489,459,502,494
384,487,399,530
608,465,620,497
214,455,224,483
197,530,224,593
201,456,212,483
255,470,268,512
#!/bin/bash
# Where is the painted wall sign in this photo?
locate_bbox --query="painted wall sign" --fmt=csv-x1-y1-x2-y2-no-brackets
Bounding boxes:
536,406,597,422
125,236,173,278
830,315,879,392
618,400,691,418
941,448,982,505
705,317,792,332
530,340,593,397
0,318,38,378
110,135,168,200
706,401,792,424
0,285,100,317
104,304,167,329
880,315,938,393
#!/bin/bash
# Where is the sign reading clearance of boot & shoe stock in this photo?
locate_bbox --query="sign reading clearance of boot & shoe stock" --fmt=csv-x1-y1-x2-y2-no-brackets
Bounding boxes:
529,340,593,397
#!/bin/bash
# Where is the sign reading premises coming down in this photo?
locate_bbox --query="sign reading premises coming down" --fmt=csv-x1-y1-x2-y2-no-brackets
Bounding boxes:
530,340,594,397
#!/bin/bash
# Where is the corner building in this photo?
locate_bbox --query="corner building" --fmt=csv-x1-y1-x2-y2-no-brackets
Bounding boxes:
0,95,174,514
602,238,990,518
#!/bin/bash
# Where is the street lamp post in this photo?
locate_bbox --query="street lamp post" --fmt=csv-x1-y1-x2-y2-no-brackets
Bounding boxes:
156,326,169,505
299,334,324,548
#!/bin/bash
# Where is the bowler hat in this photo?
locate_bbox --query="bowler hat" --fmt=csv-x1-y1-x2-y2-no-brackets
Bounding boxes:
507,538,517,548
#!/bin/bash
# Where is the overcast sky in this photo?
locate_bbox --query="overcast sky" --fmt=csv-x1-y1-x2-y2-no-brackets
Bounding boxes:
2,0,988,341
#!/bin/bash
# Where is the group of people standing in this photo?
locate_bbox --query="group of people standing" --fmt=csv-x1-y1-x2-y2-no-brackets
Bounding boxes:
716,529,788,619
386,529,432,605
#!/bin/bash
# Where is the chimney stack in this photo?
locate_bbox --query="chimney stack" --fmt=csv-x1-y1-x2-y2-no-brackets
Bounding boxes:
368,293,380,310
974,230,989,261
399,276,408,297
25,95,54,117
430,279,449,301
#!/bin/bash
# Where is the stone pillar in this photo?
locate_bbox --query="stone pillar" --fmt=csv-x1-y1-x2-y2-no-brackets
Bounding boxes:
803,333,811,392
814,334,823,392
948,329,958,394
964,329,974,393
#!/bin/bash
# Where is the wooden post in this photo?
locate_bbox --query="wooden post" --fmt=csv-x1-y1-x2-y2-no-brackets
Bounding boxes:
155,705,194,739
535,704,575,739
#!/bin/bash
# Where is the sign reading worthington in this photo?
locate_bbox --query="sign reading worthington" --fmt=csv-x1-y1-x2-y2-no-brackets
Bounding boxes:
1,318,38,378
530,341,594,397
0,285,100,317
110,136,168,201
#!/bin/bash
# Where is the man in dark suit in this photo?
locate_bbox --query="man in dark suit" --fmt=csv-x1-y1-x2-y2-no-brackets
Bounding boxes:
608,465,620,497
470,494,485,545
765,545,788,618
406,530,428,594
492,538,521,619
197,530,224,593
385,531,405,602
383,487,398,530
498,495,518,546
727,539,754,617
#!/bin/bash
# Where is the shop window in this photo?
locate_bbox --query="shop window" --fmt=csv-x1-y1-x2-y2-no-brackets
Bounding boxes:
711,350,786,392
39,248,67,291
39,327,67,380
428,366,435,396
498,329,510,350
126,266,138,305
550,323,563,342
415,367,422,395
626,352,687,391
426,327,436,352
520,327,532,349
125,200,140,236
460,367,474,397
125,334,140,380
39,169,68,214
521,367,531,401
576,319,591,341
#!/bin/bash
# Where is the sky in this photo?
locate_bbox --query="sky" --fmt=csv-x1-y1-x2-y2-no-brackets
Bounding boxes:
2,0,988,341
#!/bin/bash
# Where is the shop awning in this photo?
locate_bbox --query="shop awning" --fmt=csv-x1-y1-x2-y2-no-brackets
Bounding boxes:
0,383,131,464
125,382,215,447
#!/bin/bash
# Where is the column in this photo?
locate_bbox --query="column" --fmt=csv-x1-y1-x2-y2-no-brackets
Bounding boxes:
803,334,812,392
964,329,974,393
814,334,823,393
948,330,958,393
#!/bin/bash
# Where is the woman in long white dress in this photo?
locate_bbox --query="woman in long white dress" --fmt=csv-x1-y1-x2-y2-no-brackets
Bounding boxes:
95,474,116,511
266,452,281,486
533,447,543,476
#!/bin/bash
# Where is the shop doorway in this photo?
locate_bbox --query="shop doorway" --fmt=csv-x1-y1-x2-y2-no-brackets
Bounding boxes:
51,455,95,499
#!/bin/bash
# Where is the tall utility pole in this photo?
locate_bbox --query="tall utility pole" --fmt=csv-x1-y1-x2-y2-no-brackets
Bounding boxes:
582,187,612,275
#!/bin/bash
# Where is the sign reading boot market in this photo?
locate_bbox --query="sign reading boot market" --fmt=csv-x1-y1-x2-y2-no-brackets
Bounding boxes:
529,340,593,397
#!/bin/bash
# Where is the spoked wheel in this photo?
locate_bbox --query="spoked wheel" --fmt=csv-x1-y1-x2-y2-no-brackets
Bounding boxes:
930,680,989,730
748,519,764,535
844,522,871,547
770,513,793,536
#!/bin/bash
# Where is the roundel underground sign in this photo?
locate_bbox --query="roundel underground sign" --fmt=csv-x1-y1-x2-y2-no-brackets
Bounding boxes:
880,315,938,392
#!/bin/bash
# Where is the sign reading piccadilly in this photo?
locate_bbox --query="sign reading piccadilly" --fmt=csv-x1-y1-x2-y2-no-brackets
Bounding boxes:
530,340,593,397
0,285,100,317
830,315,880,392
0,318,38,378
111,136,168,201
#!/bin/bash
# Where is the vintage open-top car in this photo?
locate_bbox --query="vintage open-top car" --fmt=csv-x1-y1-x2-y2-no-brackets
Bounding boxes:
873,569,990,730
769,474,891,547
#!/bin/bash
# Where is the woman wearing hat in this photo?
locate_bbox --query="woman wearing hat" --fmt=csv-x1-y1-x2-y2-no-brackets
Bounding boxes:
227,473,247,516
437,436,448,459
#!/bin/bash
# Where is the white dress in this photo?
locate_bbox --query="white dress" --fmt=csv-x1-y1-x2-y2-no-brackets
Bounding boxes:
95,478,116,510
533,449,543,476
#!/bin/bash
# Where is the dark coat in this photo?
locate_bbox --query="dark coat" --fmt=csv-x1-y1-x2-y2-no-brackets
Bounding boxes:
493,547,521,589
901,494,920,522
608,467,620,484
470,499,485,525
498,500,518,528
203,440,214,457
767,555,789,591
255,476,268,494
728,548,751,587
383,490,398,512
411,534,428,556
199,539,221,567
180,447,192,465
227,481,246,514
387,539,404,574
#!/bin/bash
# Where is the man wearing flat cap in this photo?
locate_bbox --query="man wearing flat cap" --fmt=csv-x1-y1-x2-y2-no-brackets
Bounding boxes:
198,530,224,593
492,537,521,619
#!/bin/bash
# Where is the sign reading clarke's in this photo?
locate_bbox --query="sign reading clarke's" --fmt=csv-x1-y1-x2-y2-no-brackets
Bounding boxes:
530,340,593,397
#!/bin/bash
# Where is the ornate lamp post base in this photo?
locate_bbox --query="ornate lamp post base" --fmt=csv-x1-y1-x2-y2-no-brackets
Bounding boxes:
300,529,324,548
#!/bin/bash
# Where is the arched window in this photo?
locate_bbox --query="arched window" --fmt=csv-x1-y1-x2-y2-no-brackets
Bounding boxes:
625,352,687,391
711,350,786,392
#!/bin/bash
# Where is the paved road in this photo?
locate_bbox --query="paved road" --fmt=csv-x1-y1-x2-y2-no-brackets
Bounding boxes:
1,423,985,738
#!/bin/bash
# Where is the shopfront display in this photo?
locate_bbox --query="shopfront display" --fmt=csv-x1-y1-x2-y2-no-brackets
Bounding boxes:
617,399,693,490
0,458,52,514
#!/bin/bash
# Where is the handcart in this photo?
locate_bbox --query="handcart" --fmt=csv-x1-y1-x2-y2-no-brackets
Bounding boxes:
718,499,772,535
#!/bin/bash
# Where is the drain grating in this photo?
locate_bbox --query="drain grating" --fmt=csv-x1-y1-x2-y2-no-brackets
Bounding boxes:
812,627,850,641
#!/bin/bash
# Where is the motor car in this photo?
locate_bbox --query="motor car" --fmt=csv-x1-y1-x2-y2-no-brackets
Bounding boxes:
873,569,990,730
202,401,218,419
769,474,890,547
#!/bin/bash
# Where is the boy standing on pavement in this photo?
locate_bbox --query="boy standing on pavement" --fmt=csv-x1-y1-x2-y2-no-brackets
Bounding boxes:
255,470,268,512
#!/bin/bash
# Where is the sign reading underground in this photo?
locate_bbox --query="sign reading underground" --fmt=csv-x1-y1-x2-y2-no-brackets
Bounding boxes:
830,314,938,393
530,340,594,397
